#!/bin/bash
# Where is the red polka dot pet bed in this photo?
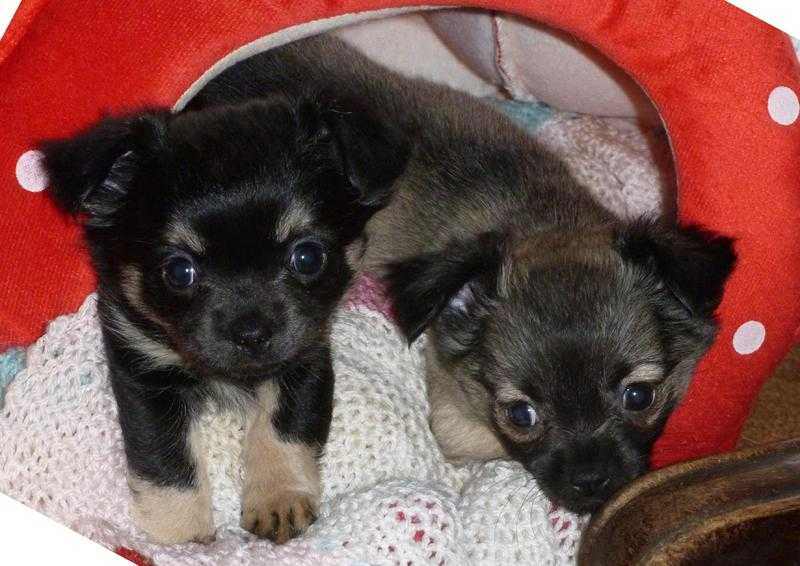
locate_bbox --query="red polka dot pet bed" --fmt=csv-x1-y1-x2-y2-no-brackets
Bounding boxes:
0,0,798,561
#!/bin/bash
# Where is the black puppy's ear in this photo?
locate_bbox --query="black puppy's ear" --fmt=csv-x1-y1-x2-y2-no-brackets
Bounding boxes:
617,217,736,317
40,111,169,222
385,232,504,345
322,99,410,208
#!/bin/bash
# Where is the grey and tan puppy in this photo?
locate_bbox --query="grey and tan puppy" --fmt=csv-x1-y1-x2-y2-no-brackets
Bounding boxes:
197,35,735,513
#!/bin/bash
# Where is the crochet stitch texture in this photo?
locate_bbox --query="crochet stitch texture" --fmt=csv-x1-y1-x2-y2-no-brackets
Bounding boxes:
0,295,582,565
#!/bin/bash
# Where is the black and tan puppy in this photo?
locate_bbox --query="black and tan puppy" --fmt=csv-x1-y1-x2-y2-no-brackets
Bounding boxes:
195,35,736,514
40,95,407,543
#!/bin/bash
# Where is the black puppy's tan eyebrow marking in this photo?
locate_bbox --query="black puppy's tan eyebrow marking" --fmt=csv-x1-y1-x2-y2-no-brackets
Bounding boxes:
274,205,313,242
166,220,206,254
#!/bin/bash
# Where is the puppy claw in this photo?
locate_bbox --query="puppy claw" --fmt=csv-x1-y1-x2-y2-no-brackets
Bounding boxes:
241,491,318,544
192,532,217,545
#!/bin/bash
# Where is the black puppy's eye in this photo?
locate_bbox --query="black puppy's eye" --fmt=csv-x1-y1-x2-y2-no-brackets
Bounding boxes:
507,402,537,428
622,383,655,411
163,256,197,289
290,242,326,276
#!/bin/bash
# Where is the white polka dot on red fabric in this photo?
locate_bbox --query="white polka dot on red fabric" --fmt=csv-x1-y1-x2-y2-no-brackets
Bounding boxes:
733,321,766,355
767,86,799,125
15,149,48,192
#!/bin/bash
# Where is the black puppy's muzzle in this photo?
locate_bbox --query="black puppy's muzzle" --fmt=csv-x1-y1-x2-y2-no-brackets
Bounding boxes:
224,312,273,356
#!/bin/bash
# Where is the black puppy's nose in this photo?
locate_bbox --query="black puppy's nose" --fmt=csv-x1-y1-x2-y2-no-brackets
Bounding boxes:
569,467,611,497
229,315,271,350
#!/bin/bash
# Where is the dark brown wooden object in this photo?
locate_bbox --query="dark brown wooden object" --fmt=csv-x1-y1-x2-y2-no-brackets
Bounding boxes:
578,438,800,565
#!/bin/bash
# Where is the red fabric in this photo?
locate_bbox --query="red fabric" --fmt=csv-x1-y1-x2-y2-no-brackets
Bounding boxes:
1,0,798,468
114,546,155,566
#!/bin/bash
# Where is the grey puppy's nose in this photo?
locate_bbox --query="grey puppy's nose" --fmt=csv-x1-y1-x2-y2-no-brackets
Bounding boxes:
229,314,271,350
570,467,611,497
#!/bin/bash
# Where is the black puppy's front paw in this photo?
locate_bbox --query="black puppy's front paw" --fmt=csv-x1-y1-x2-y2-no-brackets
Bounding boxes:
241,489,318,544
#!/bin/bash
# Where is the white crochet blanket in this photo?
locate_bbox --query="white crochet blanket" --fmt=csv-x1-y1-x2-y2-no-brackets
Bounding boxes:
0,108,669,564
0,294,582,565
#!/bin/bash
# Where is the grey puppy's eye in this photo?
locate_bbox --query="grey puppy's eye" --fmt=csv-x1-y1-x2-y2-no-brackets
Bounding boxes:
622,383,655,411
163,255,196,289
507,402,537,428
290,242,326,276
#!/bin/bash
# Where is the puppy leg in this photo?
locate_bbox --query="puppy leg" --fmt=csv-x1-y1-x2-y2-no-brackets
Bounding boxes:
426,353,507,463
109,358,214,544
430,398,507,463
241,353,333,544
128,428,214,545
240,390,319,544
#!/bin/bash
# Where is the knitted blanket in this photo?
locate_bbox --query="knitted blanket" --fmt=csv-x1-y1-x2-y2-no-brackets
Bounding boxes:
0,108,669,565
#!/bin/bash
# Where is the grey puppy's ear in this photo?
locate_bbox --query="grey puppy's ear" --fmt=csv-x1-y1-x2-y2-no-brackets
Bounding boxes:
320,98,410,208
40,111,169,223
616,217,737,318
384,232,504,346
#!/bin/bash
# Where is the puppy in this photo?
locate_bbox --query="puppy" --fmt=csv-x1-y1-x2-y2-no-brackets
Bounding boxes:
40,94,407,543
194,35,736,514
386,222,734,513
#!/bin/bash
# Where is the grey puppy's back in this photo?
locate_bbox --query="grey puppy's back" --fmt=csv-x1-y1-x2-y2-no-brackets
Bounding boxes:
189,35,613,268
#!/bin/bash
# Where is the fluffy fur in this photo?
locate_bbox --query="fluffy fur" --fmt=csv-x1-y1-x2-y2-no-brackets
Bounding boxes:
40,92,407,542
196,35,736,514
